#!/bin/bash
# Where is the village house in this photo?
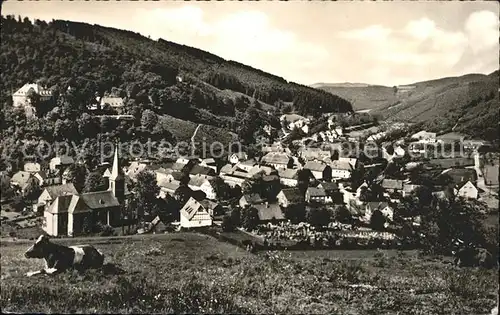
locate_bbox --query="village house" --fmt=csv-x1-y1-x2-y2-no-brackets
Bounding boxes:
49,156,75,171
10,171,39,195
188,176,217,200
154,167,174,184
305,187,332,204
454,180,479,199
430,158,475,170
277,188,304,208
23,162,41,173
12,83,53,116
163,171,185,184
199,158,217,172
278,168,299,187
411,130,437,142
158,179,180,198
43,147,127,237
261,152,293,170
402,183,422,197
329,159,352,179
253,202,286,223
303,161,332,181
442,168,477,185
200,199,223,217
381,179,404,193
180,197,213,228
317,182,343,204
298,147,331,162
363,202,394,222
239,193,266,208
100,96,125,111
235,159,258,172
34,183,78,213
126,161,150,182
229,152,248,165
189,164,216,179
280,114,309,131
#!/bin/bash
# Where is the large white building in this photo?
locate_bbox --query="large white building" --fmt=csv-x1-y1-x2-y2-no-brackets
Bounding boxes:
180,197,213,228
12,83,53,116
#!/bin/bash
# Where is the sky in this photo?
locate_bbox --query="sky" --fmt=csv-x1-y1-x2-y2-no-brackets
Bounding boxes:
2,1,499,86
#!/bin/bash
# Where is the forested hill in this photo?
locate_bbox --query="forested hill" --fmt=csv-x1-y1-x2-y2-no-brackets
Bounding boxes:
0,16,353,118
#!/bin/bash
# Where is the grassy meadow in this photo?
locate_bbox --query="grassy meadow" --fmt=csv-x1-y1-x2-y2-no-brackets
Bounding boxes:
1,233,498,314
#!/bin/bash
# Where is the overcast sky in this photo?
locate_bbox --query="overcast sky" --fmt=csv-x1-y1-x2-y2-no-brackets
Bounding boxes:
2,1,499,86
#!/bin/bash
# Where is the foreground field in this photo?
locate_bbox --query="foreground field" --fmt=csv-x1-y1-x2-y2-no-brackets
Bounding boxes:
1,233,498,314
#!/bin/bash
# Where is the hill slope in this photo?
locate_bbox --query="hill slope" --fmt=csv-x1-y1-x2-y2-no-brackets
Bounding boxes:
314,72,499,142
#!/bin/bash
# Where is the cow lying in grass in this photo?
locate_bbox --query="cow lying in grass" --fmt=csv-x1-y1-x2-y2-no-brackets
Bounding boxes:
24,235,105,277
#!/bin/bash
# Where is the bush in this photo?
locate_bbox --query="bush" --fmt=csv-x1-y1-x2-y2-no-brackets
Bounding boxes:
99,224,115,237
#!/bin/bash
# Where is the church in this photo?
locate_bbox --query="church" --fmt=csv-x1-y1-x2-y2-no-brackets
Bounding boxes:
43,146,128,237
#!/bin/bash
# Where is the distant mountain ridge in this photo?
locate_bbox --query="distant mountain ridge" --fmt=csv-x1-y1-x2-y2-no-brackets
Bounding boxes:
314,71,499,142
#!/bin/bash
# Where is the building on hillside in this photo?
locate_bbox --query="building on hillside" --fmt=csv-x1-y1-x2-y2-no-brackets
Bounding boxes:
43,146,127,236
10,171,38,195
277,188,304,208
305,187,332,204
298,148,331,162
261,152,293,170
303,161,332,181
34,183,78,213
239,193,265,208
278,168,299,187
411,131,437,142
200,199,223,217
180,197,212,228
317,182,343,204
253,202,285,223
12,83,53,116
100,97,124,110
454,181,479,199
158,179,181,198
49,156,75,171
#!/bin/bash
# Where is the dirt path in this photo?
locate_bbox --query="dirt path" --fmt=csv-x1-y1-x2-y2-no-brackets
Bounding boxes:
191,124,202,143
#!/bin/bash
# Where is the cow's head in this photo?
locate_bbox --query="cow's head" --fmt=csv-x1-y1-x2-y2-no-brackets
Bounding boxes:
24,235,50,259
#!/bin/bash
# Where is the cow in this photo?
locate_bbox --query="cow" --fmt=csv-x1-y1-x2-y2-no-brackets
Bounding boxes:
451,239,495,269
24,235,105,277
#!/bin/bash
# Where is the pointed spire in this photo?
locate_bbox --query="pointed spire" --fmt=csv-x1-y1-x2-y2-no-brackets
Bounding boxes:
109,144,124,181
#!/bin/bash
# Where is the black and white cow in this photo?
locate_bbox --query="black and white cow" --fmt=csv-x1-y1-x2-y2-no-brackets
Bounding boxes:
24,235,105,277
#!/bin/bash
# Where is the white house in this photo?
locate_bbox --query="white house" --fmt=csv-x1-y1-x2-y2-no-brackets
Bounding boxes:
411,130,436,142
364,202,394,222
329,159,352,179
277,188,304,208
180,197,213,228
34,183,78,213
229,152,248,165
49,156,75,171
12,83,53,116
278,168,299,187
100,96,124,110
454,181,478,199
188,176,217,200
235,159,258,172
261,152,292,170
303,161,332,181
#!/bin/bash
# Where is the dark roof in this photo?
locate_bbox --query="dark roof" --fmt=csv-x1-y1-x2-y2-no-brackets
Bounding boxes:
46,195,74,214
443,168,477,185
307,187,327,197
381,179,403,190
241,193,265,205
253,203,285,221
279,188,304,203
189,165,216,176
318,182,339,191
44,183,78,199
429,158,474,169
79,191,120,210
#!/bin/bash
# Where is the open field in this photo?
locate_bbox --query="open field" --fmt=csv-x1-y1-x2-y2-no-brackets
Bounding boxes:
1,232,498,314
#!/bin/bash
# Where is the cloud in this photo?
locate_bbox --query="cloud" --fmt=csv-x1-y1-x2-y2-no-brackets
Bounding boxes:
333,10,498,85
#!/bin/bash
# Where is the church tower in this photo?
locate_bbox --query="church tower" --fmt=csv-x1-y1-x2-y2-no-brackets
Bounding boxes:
108,145,125,204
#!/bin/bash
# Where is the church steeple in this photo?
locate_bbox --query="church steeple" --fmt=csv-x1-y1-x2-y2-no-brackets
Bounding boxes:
108,145,125,203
